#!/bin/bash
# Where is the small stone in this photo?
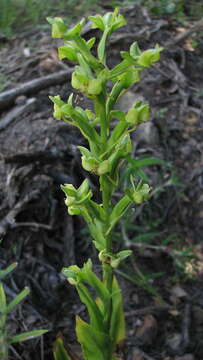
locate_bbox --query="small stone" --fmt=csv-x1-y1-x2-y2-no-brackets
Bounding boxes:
135,121,160,145
117,90,143,112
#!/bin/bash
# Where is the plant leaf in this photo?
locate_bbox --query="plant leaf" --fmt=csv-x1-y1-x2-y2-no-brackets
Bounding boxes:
131,231,161,243
110,277,125,347
6,287,30,313
126,156,165,168
108,120,128,149
108,195,132,234
77,283,104,331
9,329,48,344
58,45,78,62
53,337,72,360
0,262,18,280
89,15,105,31
76,316,110,360
0,282,6,316
98,29,108,63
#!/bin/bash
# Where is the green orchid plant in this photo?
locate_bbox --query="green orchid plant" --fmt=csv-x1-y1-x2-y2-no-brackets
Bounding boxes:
48,8,162,360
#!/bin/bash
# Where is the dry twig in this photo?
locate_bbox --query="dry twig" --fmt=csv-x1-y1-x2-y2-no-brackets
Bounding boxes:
166,18,203,47
0,98,36,131
0,69,73,111
0,189,40,237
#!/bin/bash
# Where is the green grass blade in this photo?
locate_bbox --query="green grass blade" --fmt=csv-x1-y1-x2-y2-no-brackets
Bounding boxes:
0,262,18,281
6,287,30,313
9,329,48,344
53,337,72,360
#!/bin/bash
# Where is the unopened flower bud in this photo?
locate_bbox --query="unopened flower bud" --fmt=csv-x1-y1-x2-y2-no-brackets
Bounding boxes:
98,250,106,262
125,108,139,125
81,156,98,172
138,47,162,67
97,160,111,175
88,79,102,96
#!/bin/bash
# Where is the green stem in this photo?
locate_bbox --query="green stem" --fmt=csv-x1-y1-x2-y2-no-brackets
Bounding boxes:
0,331,8,360
94,93,108,149
100,177,114,359
102,262,113,360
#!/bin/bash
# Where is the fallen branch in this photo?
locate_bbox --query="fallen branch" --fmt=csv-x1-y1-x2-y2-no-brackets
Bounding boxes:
0,69,73,111
0,97,36,131
166,18,203,47
125,305,172,317
3,148,71,165
180,303,192,354
0,189,40,237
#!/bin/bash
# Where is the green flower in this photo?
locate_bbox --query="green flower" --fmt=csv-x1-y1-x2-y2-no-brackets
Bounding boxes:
126,183,151,204
138,45,163,67
72,72,103,97
126,101,150,126
47,17,66,38
89,8,126,34
61,180,92,216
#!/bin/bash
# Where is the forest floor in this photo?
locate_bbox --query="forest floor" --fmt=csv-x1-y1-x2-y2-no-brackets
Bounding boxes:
0,4,203,360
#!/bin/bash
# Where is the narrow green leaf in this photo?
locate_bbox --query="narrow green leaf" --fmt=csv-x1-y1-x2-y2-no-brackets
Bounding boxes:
47,17,66,38
53,337,72,360
78,260,110,309
7,287,30,313
106,81,125,115
74,111,100,144
108,121,128,149
110,59,131,80
127,156,165,168
131,231,161,243
98,29,109,63
0,262,18,280
133,168,149,183
86,37,96,49
78,178,90,198
0,283,7,327
87,200,106,221
108,195,132,234
76,316,110,360
130,42,141,58
77,283,104,331
9,329,48,344
120,51,135,64
110,277,125,347
63,19,85,40
77,53,93,78
58,45,78,62
88,221,106,251
89,15,105,31
0,282,7,311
